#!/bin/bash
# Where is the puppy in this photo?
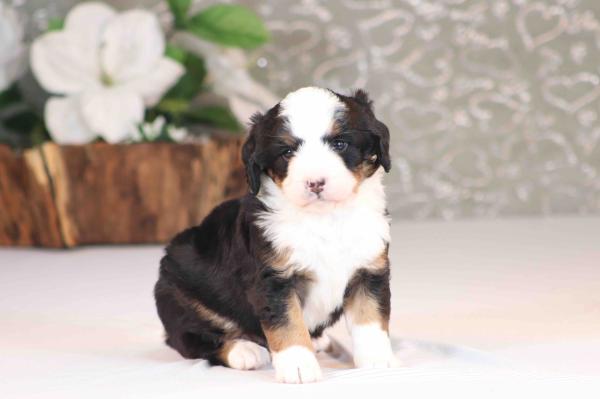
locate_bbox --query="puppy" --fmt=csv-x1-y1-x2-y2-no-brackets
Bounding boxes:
154,87,397,383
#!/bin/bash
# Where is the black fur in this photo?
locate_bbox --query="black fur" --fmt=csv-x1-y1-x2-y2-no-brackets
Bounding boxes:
154,195,337,363
335,90,392,173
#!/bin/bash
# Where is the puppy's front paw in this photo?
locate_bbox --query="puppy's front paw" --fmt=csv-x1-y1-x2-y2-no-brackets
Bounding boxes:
272,345,322,384
352,324,401,368
354,349,401,368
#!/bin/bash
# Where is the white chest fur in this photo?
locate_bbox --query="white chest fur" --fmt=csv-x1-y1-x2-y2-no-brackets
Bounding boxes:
257,171,390,331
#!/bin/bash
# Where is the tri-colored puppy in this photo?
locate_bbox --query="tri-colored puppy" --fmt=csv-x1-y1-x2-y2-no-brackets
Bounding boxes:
154,87,397,383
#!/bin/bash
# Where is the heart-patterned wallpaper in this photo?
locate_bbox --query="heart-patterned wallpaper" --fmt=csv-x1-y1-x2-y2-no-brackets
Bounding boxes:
19,0,600,219
241,0,600,219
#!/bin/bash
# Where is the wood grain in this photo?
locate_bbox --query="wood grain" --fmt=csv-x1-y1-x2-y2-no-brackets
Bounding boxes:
0,137,246,247
0,146,63,247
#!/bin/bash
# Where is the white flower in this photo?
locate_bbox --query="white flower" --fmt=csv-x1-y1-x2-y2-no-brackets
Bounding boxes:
139,115,166,141
0,3,26,92
31,2,184,144
129,116,187,142
174,32,279,124
167,125,188,142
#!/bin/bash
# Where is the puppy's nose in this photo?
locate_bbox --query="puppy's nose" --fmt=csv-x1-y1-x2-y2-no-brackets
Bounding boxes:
307,178,326,194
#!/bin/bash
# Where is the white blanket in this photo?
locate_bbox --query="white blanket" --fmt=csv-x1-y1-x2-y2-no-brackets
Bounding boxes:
1,217,599,398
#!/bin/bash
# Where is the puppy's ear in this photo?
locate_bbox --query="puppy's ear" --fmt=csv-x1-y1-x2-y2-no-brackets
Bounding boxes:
372,119,391,172
242,113,263,195
352,89,392,173
352,89,373,108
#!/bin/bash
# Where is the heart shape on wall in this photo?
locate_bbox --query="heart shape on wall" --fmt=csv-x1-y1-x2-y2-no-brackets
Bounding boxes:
264,20,321,62
359,9,414,56
390,100,450,139
542,73,600,114
395,45,453,88
516,3,567,50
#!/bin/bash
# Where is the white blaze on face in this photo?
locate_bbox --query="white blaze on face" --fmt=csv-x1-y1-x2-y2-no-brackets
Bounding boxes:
279,87,357,208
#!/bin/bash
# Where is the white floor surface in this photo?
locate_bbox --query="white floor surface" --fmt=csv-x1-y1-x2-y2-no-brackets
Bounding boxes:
1,217,599,398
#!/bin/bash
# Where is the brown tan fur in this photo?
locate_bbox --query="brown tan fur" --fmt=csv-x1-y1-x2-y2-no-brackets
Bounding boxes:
172,286,240,334
216,340,238,365
262,247,292,271
343,250,390,332
352,156,380,191
344,283,389,332
262,292,313,353
368,249,389,271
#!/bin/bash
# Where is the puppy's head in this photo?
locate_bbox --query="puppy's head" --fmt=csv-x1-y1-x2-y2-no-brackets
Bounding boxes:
242,87,390,208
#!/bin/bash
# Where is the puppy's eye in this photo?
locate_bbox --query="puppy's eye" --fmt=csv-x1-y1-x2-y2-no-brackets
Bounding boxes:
281,148,294,160
331,139,348,153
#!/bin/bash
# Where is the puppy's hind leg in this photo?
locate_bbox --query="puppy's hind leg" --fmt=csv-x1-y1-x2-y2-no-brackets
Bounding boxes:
219,339,271,370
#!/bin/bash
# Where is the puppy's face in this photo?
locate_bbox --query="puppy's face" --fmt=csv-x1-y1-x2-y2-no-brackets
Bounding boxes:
242,87,390,208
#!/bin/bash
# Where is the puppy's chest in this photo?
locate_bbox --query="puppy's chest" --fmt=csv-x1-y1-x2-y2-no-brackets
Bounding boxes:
265,209,389,331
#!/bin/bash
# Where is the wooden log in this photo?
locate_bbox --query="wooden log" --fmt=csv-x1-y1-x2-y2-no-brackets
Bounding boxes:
0,146,63,247
0,137,247,247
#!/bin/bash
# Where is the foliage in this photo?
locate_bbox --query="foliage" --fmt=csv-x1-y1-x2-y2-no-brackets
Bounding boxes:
153,1,268,134
0,84,49,149
186,4,270,49
0,2,269,149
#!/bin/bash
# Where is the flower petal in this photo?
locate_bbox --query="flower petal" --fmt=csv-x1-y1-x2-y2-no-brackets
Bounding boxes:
0,46,25,91
31,31,101,94
123,57,184,106
64,2,115,52
0,3,25,63
45,96,97,144
80,87,144,143
100,10,165,83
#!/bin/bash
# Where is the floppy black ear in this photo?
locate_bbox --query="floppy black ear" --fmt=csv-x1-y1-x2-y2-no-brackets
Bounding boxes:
352,89,391,173
242,113,263,195
373,119,391,172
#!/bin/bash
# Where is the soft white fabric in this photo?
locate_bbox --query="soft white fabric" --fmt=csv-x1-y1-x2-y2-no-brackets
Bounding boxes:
1,217,600,398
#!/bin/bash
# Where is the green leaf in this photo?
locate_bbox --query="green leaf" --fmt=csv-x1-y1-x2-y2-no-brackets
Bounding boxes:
187,4,269,49
165,44,187,64
154,99,241,132
47,18,64,31
4,110,43,135
164,51,206,101
167,0,192,29
185,105,241,131
155,98,190,116
0,111,49,149
0,84,22,109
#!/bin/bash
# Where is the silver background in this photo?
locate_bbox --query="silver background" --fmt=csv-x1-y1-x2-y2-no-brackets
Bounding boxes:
16,0,600,219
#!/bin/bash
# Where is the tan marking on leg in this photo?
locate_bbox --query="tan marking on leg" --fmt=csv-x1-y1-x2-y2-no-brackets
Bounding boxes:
262,293,313,353
172,287,240,333
217,340,237,365
344,286,389,332
344,249,390,331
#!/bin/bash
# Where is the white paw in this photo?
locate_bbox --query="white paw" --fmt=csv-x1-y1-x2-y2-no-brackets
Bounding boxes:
227,339,271,370
351,323,401,368
272,345,322,384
